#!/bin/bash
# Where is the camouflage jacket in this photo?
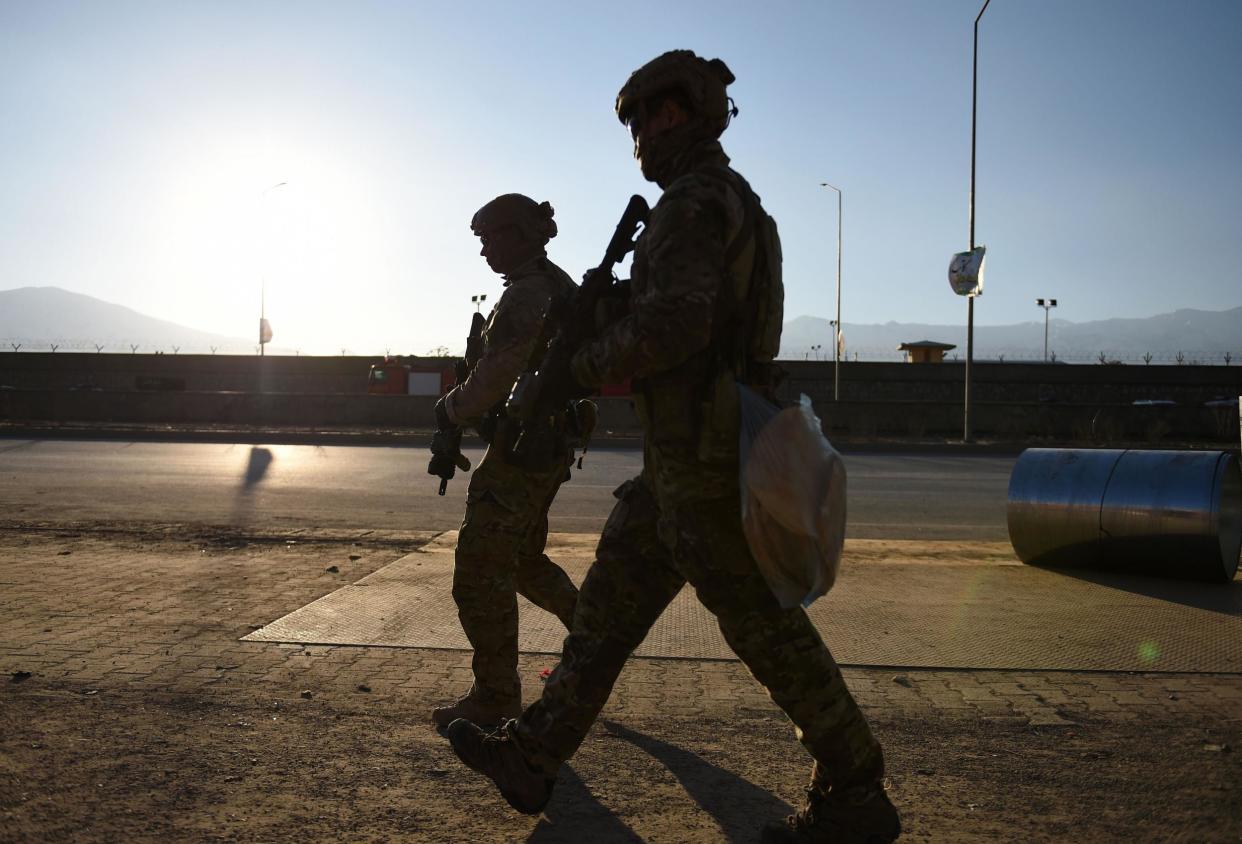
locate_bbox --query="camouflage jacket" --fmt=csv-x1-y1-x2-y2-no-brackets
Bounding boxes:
570,139,777,503
446,255,577,427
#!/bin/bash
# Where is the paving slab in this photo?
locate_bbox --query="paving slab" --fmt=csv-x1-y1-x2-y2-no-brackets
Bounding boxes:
245,532,1242,673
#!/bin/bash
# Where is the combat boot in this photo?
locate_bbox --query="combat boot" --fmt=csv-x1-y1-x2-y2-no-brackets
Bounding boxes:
431,691,519,730
446,718,556,815
761,781,901,843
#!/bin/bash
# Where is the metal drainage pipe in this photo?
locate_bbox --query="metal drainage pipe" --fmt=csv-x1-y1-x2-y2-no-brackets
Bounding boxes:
1007,448,1241,582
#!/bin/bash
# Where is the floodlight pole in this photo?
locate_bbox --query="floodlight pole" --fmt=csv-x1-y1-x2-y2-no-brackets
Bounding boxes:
964,0,991,442
820,182,842,400
1037,298,1057,361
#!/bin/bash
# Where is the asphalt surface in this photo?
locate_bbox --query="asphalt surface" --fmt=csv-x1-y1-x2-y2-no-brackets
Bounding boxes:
0,438,1014,540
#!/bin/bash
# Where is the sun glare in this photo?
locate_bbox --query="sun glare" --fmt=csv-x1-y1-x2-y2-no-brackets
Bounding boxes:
145,128,404,352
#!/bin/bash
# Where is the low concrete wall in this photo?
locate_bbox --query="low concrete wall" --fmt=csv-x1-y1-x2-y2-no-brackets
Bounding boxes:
5,353,1240,407
812,399,1239,444
781,359,1242,406
0,389,645,433
0,352,454,394
3,353,1238,444
3,387,1236,446
0,389,438,427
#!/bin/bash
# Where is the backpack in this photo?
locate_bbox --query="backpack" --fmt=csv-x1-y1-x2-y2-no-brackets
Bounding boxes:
712,167,784,386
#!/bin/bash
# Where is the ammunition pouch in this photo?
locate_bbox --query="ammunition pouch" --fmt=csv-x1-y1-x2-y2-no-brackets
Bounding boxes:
633,376,693,447
635,355,777,467
475,400,507,445
495,415,570,472
695,367,740,464
566,399,598,449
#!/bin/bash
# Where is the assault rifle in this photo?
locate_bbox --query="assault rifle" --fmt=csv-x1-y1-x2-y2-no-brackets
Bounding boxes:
428,310,485,495
505,194,649,457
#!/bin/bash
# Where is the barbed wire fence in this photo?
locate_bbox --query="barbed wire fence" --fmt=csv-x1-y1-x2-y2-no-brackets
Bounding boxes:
3,337,1238,366
784,345,1240,365
0,337,239,354
0,338,448,357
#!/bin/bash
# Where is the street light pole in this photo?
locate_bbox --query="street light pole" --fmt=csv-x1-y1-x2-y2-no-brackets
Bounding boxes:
1036,298,1057,361
259,181,287,358
964,0,991,442
820,182,842,400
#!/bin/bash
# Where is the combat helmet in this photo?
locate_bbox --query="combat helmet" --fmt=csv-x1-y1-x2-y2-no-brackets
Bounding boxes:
615,50,737,136
470,194,558,245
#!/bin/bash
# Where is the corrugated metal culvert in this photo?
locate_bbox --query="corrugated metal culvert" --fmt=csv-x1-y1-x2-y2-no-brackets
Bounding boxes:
1008,448,1241,582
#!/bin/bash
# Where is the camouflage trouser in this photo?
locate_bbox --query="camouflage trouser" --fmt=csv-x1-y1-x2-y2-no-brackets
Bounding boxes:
510,475,885,790
453,445,580,708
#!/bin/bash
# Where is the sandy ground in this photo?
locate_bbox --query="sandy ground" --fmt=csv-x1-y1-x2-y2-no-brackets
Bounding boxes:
2,525,1241,842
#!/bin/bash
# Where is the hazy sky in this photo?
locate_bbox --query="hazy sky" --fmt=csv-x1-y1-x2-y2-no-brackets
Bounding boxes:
2,0,1239,355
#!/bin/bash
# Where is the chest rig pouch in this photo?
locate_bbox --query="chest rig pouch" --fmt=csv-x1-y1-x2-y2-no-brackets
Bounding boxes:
498,274,577,472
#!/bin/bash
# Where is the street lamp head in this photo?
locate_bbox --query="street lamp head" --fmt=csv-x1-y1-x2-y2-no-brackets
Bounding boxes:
1036,298,1045,306
1050,299,1057,308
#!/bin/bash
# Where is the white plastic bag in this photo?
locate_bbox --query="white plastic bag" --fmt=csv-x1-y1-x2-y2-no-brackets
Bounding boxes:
739,386,846,609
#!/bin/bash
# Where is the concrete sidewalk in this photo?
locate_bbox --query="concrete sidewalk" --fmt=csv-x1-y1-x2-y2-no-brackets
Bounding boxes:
1,523,1240,842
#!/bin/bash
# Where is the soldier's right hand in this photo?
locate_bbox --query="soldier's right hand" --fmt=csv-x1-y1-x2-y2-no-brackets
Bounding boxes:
434,396,456,432
594,278,631,330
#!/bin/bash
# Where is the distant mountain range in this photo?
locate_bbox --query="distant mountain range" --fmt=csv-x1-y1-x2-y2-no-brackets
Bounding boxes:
1,286,1239,363
0,286,282,354
781,307,1242,364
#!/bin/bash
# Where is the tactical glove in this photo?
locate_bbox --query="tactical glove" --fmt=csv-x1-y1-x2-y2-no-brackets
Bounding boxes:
428,426,471,496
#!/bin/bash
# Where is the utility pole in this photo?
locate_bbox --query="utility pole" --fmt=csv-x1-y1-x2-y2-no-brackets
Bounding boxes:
820,183,843,400
964,0,991,442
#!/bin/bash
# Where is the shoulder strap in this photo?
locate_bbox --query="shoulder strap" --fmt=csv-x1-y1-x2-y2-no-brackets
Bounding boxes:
703,166,762,378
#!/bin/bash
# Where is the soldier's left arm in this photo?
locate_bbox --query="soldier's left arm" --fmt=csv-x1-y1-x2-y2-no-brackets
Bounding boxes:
445,284,547,426
571,177,736,386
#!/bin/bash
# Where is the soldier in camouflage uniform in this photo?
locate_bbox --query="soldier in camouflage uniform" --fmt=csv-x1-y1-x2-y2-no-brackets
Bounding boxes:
447,53,900,843
430,194,580,730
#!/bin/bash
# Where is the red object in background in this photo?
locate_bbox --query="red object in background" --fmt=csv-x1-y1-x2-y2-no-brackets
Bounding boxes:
367,357,407,395
370,358,625,398
599,377,632,397
367,357,454,395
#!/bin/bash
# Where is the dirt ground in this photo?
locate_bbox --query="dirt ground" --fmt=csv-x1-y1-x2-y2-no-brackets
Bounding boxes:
2,526,1241,843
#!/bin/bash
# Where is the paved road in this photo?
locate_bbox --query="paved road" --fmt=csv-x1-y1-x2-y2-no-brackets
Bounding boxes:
0,438,1013,539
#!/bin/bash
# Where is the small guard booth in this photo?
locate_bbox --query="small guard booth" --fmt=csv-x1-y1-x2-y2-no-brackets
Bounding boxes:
898,340,957,364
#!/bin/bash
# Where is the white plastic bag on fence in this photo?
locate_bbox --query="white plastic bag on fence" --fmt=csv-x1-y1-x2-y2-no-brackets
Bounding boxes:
738,386,846,609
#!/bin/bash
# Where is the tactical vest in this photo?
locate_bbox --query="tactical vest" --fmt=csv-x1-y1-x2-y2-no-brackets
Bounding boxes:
490,260,578,470
632,165,784,463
